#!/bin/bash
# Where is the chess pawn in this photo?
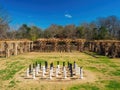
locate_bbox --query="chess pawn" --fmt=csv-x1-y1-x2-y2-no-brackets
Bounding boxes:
42,66,45,77
32,69,36,79
57,65,60,73
26,68,29,77
64,67,67,79
80,67,83,79
51,67,54,76
37,64,40,72
49,70,52,79
56,68,58,77
35,66,39,75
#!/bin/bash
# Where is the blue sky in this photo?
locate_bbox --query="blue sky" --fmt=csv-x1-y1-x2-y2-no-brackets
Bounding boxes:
0,0,120,29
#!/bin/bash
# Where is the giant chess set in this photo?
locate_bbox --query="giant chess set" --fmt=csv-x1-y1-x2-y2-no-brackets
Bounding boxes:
24,61,83,81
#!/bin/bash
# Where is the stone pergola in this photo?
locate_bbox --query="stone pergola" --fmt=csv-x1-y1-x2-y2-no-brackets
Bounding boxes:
0,38,120,58
0,40,33,58
34,39,120,58
87,40,120,58
34,38,86,52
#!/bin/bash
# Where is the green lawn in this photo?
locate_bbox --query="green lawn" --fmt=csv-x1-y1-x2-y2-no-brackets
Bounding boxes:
0,52,119,90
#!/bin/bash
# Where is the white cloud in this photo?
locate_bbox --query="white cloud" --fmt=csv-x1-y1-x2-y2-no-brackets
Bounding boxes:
65,14,72,18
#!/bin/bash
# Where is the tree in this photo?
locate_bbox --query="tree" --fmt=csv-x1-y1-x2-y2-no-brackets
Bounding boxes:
76,26,84,38
6,27,17,39
29,26,43,41
98,26,108,40
17,24,31,39
62,24,76,38
79,23,90,39
44,24,57,38
44,24,64,38
96,16,120,39
0,6,10,39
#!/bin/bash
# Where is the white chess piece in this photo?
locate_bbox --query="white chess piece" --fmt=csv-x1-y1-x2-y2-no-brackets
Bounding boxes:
80,67,83,79
26,68,29,77
57,65,60,74
37,64,40,72
42,66,45,77
63,67,67,79
56,68,58,77
35,66,38,75
32,69,36,79
51,67,53,76
49,69,52,79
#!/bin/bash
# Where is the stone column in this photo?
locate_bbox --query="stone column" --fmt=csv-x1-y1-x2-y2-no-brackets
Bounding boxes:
14,43,18,56
20,42,23,54
5,42,10,58
54,42,58,52
24,42,28,53
66,41,70,52
31,42,33,51
28,42,31,52
6,48,10,58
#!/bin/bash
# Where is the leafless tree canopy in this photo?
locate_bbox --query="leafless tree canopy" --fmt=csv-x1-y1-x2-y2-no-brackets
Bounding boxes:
0,6,10,39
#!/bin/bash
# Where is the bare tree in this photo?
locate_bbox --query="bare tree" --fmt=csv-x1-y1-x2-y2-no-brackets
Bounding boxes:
0,5,10,39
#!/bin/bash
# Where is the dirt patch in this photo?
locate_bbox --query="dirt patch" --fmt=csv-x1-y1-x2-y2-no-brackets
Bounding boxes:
14,69,97,90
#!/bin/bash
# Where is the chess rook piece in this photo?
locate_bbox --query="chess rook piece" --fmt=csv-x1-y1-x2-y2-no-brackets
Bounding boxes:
70,63,73,77
29,64,32,74
63,62,65,67
26,68,29,77
32,69,36,79
36,61,37,67
57,61,59,65
40,62,41,70
74,61,76,69
67,61,70,68
80,67,83,79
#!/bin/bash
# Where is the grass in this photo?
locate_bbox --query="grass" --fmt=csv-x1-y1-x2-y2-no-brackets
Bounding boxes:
111,69,120,76
8,80,16,88
0,52,120,90
106,80,120,90
86,67,99,72
70,83,99,90
0,61,24,80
